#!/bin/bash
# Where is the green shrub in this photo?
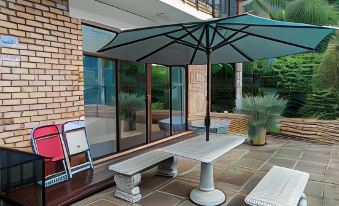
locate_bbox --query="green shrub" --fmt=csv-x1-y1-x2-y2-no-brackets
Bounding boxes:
151,101,165,110
299,88,339,120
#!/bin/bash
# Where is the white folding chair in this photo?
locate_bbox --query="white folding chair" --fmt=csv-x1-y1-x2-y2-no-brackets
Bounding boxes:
61,120,94,175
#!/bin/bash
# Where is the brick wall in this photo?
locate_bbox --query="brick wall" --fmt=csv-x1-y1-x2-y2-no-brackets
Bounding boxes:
0,0,84,152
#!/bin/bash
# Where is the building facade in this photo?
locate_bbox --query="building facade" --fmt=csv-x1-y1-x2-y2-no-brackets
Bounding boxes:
0,0,240,158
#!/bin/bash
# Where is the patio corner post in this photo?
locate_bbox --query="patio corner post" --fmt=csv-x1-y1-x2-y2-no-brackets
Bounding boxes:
205,25,211,142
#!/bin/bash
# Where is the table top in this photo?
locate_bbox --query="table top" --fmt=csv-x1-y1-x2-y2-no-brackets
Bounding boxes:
156,134,246,163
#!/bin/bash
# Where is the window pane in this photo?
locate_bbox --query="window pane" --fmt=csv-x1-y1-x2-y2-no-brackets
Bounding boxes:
119,61,147,150
172,67,186,134
82,25,116,52
151,65,170,141
83,56,117,158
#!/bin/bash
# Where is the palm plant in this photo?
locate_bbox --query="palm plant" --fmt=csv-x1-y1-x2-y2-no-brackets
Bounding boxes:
243,0,337,25
236,94,287,145
314,31,339,89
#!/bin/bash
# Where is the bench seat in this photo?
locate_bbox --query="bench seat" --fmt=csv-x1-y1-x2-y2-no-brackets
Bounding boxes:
245,166,309,206
108,150,177,203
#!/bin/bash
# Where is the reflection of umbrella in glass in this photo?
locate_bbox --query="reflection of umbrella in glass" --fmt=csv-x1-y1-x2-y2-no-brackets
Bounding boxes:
99,14,334,141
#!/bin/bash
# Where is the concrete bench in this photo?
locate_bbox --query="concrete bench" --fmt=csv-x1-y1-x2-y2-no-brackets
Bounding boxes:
108,150,177,203
245,166,309,206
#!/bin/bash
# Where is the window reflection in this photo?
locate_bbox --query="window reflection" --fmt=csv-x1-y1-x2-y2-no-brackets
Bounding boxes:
171,67,186,134
83,56,117,158
119,61,147,150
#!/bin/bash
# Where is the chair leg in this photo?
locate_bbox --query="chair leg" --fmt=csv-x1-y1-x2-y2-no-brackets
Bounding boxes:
156,156,178,177
114,173,142,203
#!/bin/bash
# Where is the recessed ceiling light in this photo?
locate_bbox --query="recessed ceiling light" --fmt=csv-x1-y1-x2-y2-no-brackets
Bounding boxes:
156,12,166,16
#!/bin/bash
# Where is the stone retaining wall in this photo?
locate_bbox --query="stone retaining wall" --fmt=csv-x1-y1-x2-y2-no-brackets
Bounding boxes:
280,118,339,144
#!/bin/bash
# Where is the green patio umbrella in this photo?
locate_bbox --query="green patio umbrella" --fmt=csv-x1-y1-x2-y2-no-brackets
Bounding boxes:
98,13,335,141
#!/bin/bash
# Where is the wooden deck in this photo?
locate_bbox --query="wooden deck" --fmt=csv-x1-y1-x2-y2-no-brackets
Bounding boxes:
45,132,195,206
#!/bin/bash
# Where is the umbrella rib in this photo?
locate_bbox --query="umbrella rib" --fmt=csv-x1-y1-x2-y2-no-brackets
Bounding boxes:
189,25,206,64
208,25,217,46
212,25,250,50
216,22,331,29
181,25,206,49
98,25,199,52
218,25,315,50
164,34,204,51
213,34,249,51
230,43,253,61
136,25,203,62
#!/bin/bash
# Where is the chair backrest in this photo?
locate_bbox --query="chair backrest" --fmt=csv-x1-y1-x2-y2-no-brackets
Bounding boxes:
31,125,65,161
62,120,90,155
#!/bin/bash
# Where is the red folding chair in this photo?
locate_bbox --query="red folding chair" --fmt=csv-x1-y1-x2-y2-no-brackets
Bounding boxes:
31,125,71,187
61,120,94,175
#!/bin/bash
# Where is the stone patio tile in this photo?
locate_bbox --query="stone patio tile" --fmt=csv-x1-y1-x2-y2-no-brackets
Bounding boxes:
304,181,324,198
323,184,339,200
306,145,334,155
225,194,250,206
231,158,265,170
215,167,254,187
324,168,339,184
282,141,310,150
328,160,339,170
215,182,243,192
323,198,339,206
84,199,120,206
267,157,297,168
138,191,184,206
294,160,327,175
159,179,198,198
274,150,303,159
241,150,275,161
177,158,199,175
218,187,238,205
179,164,224,181
177,200,196,206
240,171,267,195
307,196,323,206
214,149,248,165
140,175,173,196
300,152,331,165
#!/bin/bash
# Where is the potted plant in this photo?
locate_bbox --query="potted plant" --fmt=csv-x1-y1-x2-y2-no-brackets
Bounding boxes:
236,94,287,145
118,92,145,131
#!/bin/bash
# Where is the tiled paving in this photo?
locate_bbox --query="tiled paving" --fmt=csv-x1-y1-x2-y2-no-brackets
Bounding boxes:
72,136,339,206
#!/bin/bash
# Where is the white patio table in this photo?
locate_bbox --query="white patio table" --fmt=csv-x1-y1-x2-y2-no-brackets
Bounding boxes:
156,134,246,206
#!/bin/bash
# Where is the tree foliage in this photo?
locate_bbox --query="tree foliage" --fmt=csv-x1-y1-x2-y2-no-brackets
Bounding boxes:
299,88,339,119
314,32,339,89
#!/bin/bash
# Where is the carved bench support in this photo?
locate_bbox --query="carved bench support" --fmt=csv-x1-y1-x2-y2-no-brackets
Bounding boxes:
157,156,178,177
114,173,142,203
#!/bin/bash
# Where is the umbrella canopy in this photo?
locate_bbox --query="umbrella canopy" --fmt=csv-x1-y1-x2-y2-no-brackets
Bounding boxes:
98,13,334,141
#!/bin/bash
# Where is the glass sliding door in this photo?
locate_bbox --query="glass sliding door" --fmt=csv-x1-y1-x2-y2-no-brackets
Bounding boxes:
151,65,170,141
83,56,117,158
119,61,147,150
171,67,186,134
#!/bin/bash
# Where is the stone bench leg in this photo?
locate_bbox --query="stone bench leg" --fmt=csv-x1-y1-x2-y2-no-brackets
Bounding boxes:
298,193,307,206
114,173,142,203
156,156,178,177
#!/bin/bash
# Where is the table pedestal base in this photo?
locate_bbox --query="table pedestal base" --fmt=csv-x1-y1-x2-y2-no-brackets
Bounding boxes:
190,162,225,206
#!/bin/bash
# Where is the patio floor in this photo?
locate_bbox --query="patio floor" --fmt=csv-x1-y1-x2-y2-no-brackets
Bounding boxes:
72,135,339,206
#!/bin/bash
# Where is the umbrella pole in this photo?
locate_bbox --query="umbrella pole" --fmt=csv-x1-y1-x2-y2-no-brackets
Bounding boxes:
205,51,211,141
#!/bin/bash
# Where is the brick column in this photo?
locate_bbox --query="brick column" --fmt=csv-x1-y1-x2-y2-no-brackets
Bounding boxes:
0,0,84,152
